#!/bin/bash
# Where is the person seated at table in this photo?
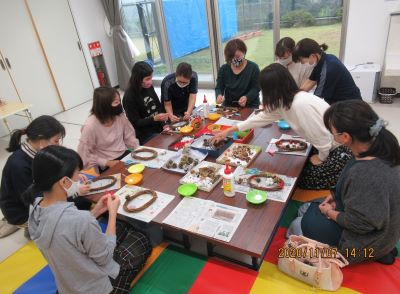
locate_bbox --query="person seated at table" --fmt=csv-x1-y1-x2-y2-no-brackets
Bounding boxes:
0,116,91,238
275,37,313,88
27,145,152,293
288,100,400,265
78,86,139,171
212,63,352,190
161,62,198,122
123,61,169,144
293,38,362,105
215,39,260,108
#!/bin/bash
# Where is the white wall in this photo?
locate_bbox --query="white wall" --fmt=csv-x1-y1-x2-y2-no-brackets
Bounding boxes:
344,0,400,66
68,0,118,87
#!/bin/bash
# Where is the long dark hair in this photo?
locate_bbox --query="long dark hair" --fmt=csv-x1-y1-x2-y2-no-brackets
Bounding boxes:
324,100,400,166
258,63,299,111
128,61,153,95
275,37,295,58
22,145,83,204
293,38,328,62
91,86,119,124
7,115,65,153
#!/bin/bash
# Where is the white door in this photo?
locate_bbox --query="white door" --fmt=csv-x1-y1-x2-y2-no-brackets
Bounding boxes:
0,1,64,116
0,0,63,135
0,51,28,137
26,0,94,110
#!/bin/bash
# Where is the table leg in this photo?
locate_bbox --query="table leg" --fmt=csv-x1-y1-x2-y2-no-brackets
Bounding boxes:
3,118,11,135
182,234,191,250
207,242,215,256
25,109,33,122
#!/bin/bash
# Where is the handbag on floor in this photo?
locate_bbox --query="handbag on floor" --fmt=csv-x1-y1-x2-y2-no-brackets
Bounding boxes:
278,235,349,291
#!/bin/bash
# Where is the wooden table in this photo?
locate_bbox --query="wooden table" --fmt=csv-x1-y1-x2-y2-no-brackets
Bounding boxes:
97,108,309,270
0,101,33,134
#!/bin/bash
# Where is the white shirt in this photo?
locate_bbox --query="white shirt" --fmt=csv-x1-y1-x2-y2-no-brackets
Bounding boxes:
280,61,313,88
237,91,340,161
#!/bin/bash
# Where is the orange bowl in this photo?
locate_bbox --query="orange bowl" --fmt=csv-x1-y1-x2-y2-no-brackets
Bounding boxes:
180,125,194,134
208,113,222,121
124,173,143,185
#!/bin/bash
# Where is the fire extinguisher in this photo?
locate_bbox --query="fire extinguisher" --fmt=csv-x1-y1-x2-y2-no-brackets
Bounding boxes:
96,66,107,86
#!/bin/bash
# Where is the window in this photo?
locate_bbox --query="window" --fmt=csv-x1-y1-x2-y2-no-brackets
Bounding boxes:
121,0,346,85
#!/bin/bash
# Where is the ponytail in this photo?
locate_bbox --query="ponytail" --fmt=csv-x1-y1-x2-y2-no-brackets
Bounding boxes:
320,43,328,51
361,129,400,166
22,183,41,205
6,129,26,152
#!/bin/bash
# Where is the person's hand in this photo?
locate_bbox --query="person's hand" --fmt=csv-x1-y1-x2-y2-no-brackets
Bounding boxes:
216,95,224,104
107,193,120,216
238,96,247,107
154,113,169,122
91,194,111,218
78,183,91,196
322,194,336,210
310,154,323,166
210,130,229,144
319,202,334,217
106,160,120,168
183,111,191,121
168,113,180,123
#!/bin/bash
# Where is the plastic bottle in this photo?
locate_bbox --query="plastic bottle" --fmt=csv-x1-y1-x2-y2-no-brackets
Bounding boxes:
222,164,235,197
202,95,209,118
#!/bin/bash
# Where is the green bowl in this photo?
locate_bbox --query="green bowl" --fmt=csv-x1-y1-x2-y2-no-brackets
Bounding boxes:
178,183,198,197
246,189,268,204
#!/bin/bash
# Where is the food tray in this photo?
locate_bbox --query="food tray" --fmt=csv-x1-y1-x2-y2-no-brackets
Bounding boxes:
162,148,208,174
168,136,195,151
190,134,233,158
275,139,307,152
179,161,224,192
216,143,261,167
232,129,254,144
194,124,230,137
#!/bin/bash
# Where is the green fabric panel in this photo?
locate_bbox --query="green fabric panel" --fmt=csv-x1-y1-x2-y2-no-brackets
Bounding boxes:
396,240,400,257
131,245,207,294
279,200,302,228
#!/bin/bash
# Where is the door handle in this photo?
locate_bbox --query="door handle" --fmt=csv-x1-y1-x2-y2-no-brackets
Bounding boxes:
5,57,11,69
0,58,5,70
77,41,82,51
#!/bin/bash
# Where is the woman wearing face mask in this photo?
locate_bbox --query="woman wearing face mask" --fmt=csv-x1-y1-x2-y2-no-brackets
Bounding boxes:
78,86,139,170
212,63,353,190
293,38,361,105
27,146,152,294
123,61,169,144
275,37,313,88
215,39,260,108
0,116,91,238
287,100,400,265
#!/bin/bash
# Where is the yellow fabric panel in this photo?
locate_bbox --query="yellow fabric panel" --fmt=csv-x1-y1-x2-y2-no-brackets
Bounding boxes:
292,189,330,202
250,262,359,294
130,242,168,287
0,241,47,294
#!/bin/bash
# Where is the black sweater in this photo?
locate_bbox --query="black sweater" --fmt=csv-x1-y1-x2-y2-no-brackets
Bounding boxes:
123,87,163,144
0,149,32,225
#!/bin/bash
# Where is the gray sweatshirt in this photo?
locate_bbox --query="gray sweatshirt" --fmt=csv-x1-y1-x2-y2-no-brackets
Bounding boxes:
337,159,400,263
29,198,119,294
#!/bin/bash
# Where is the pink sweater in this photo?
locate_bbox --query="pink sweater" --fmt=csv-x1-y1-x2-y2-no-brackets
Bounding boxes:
78,114,139,169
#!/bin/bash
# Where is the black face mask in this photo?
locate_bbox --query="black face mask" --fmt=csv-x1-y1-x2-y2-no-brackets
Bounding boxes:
111,104,123,116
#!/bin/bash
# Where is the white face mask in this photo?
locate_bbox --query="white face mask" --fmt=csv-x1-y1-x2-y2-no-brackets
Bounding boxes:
278,55,292,67
63,177,80,198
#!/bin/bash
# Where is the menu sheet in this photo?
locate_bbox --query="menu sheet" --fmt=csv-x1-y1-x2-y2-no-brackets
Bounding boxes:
163,197,247,242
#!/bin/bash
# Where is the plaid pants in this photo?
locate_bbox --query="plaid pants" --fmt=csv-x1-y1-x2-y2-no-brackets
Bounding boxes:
110,221,152,294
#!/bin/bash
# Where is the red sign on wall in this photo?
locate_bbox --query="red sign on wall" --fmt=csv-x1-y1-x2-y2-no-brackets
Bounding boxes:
88,41,103,57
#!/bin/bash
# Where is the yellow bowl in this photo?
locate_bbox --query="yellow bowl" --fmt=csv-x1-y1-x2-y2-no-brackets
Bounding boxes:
125,173,143,185
128,163,145,174
208,113,222,121
180,125,194,134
